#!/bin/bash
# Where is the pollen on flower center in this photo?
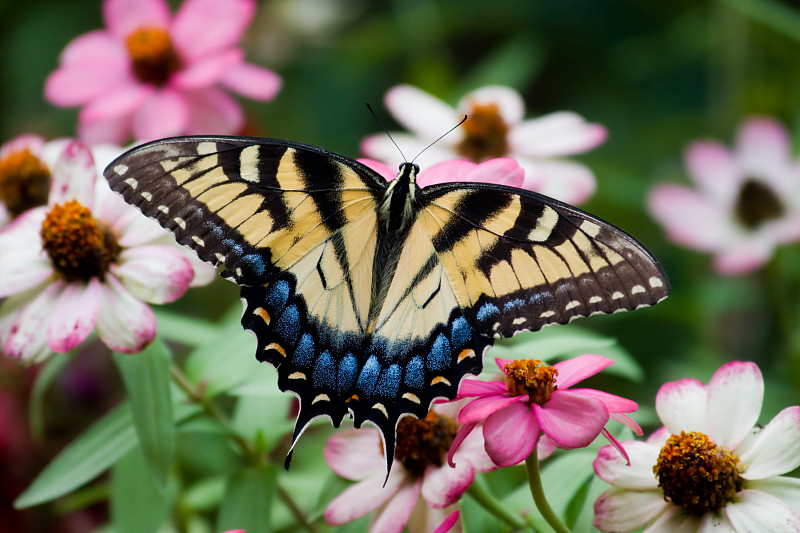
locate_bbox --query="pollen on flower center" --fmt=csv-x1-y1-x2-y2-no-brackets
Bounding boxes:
0,148,50,218
504,359,558,405
125,27,182,86
654,431,743,515
394,410,457,477
456,102,509,162
734,179,784,229
41,199,121,282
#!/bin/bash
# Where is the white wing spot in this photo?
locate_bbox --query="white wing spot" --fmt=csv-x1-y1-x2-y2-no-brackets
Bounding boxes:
589,296,603,304
312,394,330,404
492,322,501,331
140,191,152,201
114,164,129,176
288,372,306,380
191,235,205,247
631,285,646,295
372,403,388,418
235,267,243,277
612,291,624,300
124,177,137,189
174,217,186,229
528,205,559,242
580,220,602,238
540,310,555,319
565,300,581,311
158,205,169,214
512,317,527,325
215,253,226,262
196,141,217,155
649,276,664,288
402,392,421,404
239,144,261,183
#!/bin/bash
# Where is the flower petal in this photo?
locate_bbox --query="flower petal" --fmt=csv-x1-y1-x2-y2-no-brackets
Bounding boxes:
0,211,52,297
572,388,638,414
384,85,460,141
460,158,524,187
421,459,475,508
457,85,525,126
683,140,740,201
655,377,709,435
724,490,800,532
171,0,255,60
535,390,608,448
520,158,596,204
183,88,244,135
416,160,477,188
458,394,524,425
49,141,97,207
483,400,538,466
104,0,171,39
553,354,613,388
47,279,101,352
79,83,153,123
357,158,395,182
324,467,405,526
59,30,128,67
132,88,190,141
432,510,460,533
447,422,476,468
739,406,800,479
112,245,194,304
746,477,800,511
712,237,774,276
592,487,668,533
508,112,607,157
2,281,63,363
220,62,282,101
324,428,385,480
95,276,156,353
45,65,132,108
645,505,699,532
647,183,732,251
359,133,455,172
369,478,423,533
593,441,660,490
456,378,506,398
707,361,763,449
736,117,792,179
78,115,133,146
171,49,243,90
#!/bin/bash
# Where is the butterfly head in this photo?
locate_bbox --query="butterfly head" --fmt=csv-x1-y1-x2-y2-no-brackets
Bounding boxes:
380,162,420,233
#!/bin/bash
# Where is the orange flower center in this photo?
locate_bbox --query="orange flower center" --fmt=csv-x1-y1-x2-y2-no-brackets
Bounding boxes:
654,431,743,515
456,102,509,162
504,359,558,406
40,199,120,282
394,410,457,477
0,148,50,218
734,179,784,229
125,27,182,86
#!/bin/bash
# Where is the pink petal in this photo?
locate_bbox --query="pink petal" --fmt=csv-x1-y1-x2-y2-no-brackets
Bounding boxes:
357,158,396,182
592,487,668,533
182,87,243,135
417,160,477,188
0,135,45,159
600,429,631,465
104,0,171,39
45,65,132,108
458,394,525,425
359,133,455,172
47,279,101,352
713,237,774,275
736,117,792,177
58,30,126,66
449,419,496,473
369,478,422,533
385,85,461,141
611,413,643,436
494,357,513,370
49,141,97,207
684,140,740,201
724,490,800,532
739,406,800,480
324,428,385,480
220,62,282,101
461,158,524,187
447,422,476,468
432,510,460,533
508,112,607,157
570,388,637,414
534,390,608,448
78,115,133,146
112,245,194,304
521,158,596,204
536,435,556,460
79,83,153,123
95,276,156,353
647,183,731,251
553,354,613,388
593,441,660,489
2,281,63,362
171,49,244,90
323,467,404,525
707,361,763,449
171,0,255,60
457,86,525,127
421,459,475,508
132,88,190,140
655,377,709,435
483,400,539,467
455,378,506,398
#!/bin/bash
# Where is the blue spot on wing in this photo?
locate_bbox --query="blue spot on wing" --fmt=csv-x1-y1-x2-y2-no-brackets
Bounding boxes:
503,298,525,311
275,304,300,345
292,333,315,366
477,302,499,322
313,350,335,389
427,334,451,371
242,254,266,276
404,356,424,388
337,353,358,393
530,291,551,305
222,238,244,256
377,364,401,398
267,280,291,311
357,356,381,396
450,317,472,348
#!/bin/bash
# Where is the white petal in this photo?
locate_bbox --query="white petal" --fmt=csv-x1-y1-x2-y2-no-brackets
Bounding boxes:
359,133,456,172
739,407,800,479
384,85,461,141
323,428,385,480
683,140,741,203
707,362,763,449
644,505,700,533
1,281,63,363
95,275,156,353
725,490,800,532
520,158,596,204
712,237,774,276
421,459,475,508
49,141,97,208
697,511,734,533
112,245,194,304
747,477,800,511
47,278,101,353
369,478,422,533
647,184,733,252
457,85,525,126
655,378,710,435
508,112,607,157
593,441,660,490
736,117,793,180
324,467,405,526
593,487,668,532
0,212,52,298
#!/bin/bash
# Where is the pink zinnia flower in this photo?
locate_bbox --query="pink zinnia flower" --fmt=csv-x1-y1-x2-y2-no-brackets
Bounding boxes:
0,140,211,362
324,401,495,533
359,157,524,189
448,355,641,468
361,84,607,204
593,361,800,532
648,117,800,275
44,0,282,145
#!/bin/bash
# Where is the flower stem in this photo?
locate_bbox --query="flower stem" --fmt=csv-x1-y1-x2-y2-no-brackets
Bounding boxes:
466,478,527,530
525,452,571,533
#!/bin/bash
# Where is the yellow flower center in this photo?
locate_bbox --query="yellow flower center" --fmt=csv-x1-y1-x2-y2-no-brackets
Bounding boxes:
654,431,743,515
456,102,509,162
504,359,558,405
40,199,120,282
125,27,182,86
0,148,51,218
734,179,784,229
394,410,457,477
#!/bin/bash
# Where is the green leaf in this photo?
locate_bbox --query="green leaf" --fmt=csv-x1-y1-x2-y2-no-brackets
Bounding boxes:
110,447,170,533
113,339,175,488
231,389,293,452
153,308,222,347
217,466,278,533
29,353,71,440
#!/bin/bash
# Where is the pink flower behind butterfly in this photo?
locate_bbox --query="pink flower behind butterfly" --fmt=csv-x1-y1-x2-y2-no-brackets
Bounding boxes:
359,157,524,189
44,0,281,144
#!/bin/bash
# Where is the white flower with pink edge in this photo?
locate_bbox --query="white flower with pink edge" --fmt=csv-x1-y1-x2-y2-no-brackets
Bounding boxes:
593,361,800,532
360,84,607,204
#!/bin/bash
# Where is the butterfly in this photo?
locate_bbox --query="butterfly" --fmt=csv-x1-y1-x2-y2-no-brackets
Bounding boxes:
103,136,669,471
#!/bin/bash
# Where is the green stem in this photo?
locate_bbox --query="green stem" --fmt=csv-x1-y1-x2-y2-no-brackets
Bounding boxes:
525,452,571,533
466,478,527,531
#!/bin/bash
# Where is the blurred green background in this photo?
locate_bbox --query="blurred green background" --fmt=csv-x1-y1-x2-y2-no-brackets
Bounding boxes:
3,0,800,530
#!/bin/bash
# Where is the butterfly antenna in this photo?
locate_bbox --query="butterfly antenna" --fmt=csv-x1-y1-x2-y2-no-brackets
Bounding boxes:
367,103,408,162
411,114,468,164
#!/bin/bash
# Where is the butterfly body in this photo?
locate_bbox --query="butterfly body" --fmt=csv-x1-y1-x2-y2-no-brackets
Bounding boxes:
104,136,669,470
